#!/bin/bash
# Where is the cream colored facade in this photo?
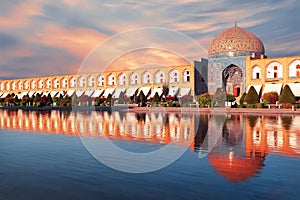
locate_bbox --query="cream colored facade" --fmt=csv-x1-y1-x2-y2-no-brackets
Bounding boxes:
246,55,300,97
0,63,200,99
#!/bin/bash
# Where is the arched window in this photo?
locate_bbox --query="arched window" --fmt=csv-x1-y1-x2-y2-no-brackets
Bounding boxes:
288,60,300,77
45,79,51,89
155,71,165,84
6,82,10,90
252,65,261,79
78,76,86,88
53,78,59,89
142,71,151,84
97,75,105,87
183,70,190,82
18,82,23,90
266,62,283,79
24,80,29,90
87,75,94,87
107,74,115,86
118,73,127,86
12,82,16,90
169,69,180,83
38,79,43,89
70,77,76,88
130,72,138,85
61,78,68,88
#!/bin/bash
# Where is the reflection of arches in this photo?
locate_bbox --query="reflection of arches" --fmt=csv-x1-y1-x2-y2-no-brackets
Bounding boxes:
222,65,243,96
222,116,243,146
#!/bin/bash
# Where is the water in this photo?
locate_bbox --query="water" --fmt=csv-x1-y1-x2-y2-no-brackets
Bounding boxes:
0,109,299,200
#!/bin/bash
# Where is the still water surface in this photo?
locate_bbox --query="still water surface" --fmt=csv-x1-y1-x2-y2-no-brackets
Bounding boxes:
0,109,300,200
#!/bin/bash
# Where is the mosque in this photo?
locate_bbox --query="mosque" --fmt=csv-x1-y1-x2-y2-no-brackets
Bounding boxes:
1,24,300,102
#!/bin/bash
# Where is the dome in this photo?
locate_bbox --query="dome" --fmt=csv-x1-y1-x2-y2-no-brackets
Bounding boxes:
208,25,265,58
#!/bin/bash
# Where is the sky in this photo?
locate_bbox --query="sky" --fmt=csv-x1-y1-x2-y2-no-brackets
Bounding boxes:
1,0,300,79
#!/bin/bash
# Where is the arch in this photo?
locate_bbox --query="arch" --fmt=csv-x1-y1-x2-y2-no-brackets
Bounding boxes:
142,71,152,84
87,75,95,87
107,74,115,86
252,65,261,79
169,69,180,83
155,70,165,84
69,77,76,88
31,80,37,90
97,75,105,87
118,73,127,86
45,79,51,89
288,59,300,77
266,61,283,79
38,79,44,89
18,81,23,90
5,82,10,91
61,77,68,88
183,69,190,82
130,72,138,85
24,80,29,90
78,76,86,88
11,81,16,90
53,78,60,89
222,65,243,96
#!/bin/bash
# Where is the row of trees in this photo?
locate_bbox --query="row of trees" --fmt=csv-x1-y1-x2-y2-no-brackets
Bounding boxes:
196,88,236,108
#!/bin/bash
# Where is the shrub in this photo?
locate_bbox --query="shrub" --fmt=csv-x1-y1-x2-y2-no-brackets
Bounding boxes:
151,92,160,107
239,93,247,105
263,92,278,104
279,85,295,104
196,93,212,108
244,86,260,104
212,87,226,107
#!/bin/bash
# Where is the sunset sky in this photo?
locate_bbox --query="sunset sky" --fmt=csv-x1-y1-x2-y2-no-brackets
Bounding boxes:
1,0,300,79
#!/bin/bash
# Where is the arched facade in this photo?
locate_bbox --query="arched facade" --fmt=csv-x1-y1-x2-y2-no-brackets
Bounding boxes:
169,69,180,83
266,62,283,79
252,65,261,79
107,74,115,86
155,70,165,84
130,72,138,85
142,71,151,84
289,60,300,77
118,73,126,86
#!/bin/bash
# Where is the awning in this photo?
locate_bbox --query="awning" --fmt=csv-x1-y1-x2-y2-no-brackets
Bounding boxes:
35,91,43,95
0,92,3,98
138,86,151,96
66,90,75,97
75,90,85,97
1,92,9,98
42,92,49,97
287,83,300,97
125,87,138,97
149,87,163,98
16,93,23,99
91,90,103,98
28,91,35,98
102,88,115,98
112,88,126,98
55,91,65,97
247,85,262,94
178,88,191,97
263,84,282,95
168,87,179,96
50,91,58,97
84,90,94,97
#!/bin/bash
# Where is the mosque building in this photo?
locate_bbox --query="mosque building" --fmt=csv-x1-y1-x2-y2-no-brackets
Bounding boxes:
0,24,300,102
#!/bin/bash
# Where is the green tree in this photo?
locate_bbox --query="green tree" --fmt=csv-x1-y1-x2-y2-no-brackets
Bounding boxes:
279,85,295,104
118,91,125,104
196,93,212,107
46,94,53,106
138,91,146,106
33,93,41,106
212,87,226,107
239,93,247,105
244,86,260,104
105,93,112,106
151,92,160,107
226,93,236,102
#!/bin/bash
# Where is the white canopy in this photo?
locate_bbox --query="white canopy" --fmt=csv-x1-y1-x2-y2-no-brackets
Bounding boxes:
50,91,58,97
168,87,179,96
28,91,35,98
1,92,9,98
66,90,75,97
149,87,163,98
247,85,262,95
102,88,115,98
178,88,191,97
139,86,151,96
91,90,103,98
287,83,300,97
84,90,94,97
113,88,126,98
263,84,282,95
42,92,49,97
75,90,85,97
125,87,138,97
55,91,65,97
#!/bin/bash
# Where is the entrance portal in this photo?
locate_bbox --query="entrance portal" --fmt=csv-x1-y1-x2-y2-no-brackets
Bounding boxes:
223,65,243,96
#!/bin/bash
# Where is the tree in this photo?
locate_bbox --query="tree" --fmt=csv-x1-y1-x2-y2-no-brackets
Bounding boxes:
239,93,247,105
226,94,236,102
138,91,147,106
105,93,112,106
151,92,160,106
46,94,53,106
279,85,295,104
244,86,260,104
118,91,125,104
33,93,41,106
212,87,226,107
196,93,212,107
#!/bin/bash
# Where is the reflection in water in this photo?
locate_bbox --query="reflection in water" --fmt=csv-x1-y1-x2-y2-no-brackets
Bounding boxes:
1,109,300,182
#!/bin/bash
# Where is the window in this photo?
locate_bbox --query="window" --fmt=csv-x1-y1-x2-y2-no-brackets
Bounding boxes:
130,73,138,85
184,70,190,82
155,71,165,84
107,74,115,86
266,62,282,79
169,69,179,83
143,72,151,84
256,73,260,79
252,65,261,79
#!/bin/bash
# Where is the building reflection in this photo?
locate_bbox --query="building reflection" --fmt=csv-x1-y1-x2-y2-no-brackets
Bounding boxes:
1,109,300,182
